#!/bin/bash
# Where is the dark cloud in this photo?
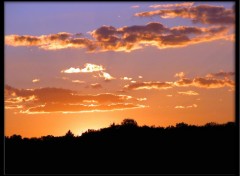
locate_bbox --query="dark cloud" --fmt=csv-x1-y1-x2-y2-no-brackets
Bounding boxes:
135,5,235,25
124,81,174,90
6,21,233,52
175,76,234,89
206,71,235,78
191,77,234,88
170,26,203,35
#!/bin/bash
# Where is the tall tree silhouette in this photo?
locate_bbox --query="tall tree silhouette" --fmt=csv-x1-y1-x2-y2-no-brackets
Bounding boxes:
65,130,74,138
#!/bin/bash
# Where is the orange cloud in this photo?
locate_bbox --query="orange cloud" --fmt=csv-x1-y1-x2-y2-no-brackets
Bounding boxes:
5,85,147,114
5,105,24,110
136,98,147,101
72,80,85,84
135,4,235,25
5,95,38,104
24,103,147,113
90,83,102,89
175,77,234,89
149,2,194,9
174,71,235,89
5,32,97,51
178,90,199,96
225,34,235,42
175,106,185,109
124,71,234,91
175,104,197,109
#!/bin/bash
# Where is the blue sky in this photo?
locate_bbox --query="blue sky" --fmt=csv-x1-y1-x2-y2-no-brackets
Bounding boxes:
5,2,234,35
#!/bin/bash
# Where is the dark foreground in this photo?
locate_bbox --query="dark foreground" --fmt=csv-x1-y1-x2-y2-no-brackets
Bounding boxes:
5,120,237,174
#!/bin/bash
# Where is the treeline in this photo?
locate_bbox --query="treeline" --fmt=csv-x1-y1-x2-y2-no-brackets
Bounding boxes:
5,119,236,174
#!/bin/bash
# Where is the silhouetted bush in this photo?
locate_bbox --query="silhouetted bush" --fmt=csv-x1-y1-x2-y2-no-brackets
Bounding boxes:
121,118,138,127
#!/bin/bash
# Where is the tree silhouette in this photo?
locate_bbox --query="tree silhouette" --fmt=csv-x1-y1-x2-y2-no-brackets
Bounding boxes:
205,122,219,127
121,118,138,127
9,134,22,141
4,120,235,174
110,122,116,128
176,122,188,128
65,130,74,138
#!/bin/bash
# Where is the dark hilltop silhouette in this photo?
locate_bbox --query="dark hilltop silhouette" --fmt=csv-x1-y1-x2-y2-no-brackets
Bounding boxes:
5,119,236,174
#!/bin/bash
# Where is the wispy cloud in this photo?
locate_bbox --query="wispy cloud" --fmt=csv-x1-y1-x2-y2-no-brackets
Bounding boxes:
72,80,85,84
178,90,199,96
131,5,140,8
175,104,197,109
5,85,147,114
136,98,147,101
90,83,102,89
24,103,147,114
149,2,194,9
124,81,174,90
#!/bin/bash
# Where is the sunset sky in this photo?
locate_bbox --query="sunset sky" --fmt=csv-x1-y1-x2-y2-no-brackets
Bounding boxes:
5,2,235,138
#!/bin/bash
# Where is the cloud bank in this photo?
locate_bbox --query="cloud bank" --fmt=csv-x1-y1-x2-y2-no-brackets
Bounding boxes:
124,71,234,91
5,85,147,114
